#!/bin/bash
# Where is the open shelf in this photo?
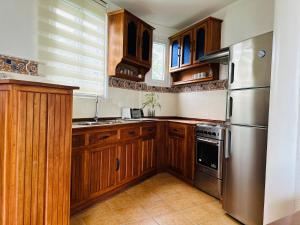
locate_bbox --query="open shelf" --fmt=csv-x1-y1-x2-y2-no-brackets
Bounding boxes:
172,76,214,86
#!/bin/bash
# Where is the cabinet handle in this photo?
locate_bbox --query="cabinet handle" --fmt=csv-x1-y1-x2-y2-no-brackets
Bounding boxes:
116,158,120,171
99,135,110,140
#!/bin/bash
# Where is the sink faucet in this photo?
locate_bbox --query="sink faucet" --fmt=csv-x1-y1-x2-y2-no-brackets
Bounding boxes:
94,96,99,122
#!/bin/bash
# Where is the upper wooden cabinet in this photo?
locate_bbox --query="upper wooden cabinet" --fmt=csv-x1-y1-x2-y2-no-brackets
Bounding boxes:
108,9,154,82
168,17,222,85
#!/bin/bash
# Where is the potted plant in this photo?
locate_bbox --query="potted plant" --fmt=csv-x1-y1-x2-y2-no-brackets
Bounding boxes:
142,92,161,117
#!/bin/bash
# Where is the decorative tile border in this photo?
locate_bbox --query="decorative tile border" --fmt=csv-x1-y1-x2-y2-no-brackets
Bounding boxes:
109,77,227,93
0,54,38,76
0,54,227,93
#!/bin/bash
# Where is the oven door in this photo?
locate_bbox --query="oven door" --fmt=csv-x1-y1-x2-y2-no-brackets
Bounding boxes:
196,137,223,179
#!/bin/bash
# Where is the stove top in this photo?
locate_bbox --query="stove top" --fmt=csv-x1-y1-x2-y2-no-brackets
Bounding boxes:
196,123,225,140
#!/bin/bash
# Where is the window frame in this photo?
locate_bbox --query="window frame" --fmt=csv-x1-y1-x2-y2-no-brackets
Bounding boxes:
145,40,171,87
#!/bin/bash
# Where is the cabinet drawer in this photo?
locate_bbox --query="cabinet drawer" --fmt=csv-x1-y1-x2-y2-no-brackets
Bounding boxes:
72,134,86,148
141,125,156,137
120,127,140,140
168,123,186,137
89,130,118,145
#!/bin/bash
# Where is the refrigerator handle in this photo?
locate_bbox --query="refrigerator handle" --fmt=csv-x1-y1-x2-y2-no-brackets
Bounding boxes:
229,62,235,84
225,127,231,159
226,94,233,120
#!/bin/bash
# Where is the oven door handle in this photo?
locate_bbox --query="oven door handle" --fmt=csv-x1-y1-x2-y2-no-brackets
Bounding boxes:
197,137,220,145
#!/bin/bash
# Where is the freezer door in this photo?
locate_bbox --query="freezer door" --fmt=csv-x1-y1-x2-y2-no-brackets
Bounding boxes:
223,125,267,225
228,32,273,90
227,88,270,126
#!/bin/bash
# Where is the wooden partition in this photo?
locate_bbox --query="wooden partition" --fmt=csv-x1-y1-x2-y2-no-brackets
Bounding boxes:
0,80,77,225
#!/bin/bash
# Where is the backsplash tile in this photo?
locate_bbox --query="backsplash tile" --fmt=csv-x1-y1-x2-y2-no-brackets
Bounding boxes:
0,54,38,75
109,77,227,93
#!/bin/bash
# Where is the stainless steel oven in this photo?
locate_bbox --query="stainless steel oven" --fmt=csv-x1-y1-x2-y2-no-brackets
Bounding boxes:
195,123,225,199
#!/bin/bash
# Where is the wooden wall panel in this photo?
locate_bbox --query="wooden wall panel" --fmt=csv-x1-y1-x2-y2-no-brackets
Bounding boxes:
0,82,74,225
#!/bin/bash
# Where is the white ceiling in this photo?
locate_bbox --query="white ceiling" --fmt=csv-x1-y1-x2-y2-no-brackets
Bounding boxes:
109,0,238,29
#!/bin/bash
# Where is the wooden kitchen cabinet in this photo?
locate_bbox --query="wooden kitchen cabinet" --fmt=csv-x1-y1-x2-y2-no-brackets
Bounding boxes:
0,80,77,225
70,149,86,207
117,140,140,184
108,9,154,81
170,36,181,71
70,121,196,214
166,122,195,182
88,145,117,198
71,122,158,214
167,134,185,174
169,17,222,85
180,30,193,67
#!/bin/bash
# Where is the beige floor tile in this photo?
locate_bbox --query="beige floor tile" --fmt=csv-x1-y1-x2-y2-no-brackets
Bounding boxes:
122,218,159,225
142,200,175,217
70,173,240,225
153,212,196,225
114,206,150,224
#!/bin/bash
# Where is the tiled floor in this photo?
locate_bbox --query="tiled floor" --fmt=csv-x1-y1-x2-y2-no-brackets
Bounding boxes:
70,173,240,225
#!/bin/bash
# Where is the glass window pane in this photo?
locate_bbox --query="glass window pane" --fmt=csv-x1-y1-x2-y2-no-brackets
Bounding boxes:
152,42,166,81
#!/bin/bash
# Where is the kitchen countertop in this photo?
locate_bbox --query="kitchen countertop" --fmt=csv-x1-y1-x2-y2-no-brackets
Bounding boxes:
72,117,224,129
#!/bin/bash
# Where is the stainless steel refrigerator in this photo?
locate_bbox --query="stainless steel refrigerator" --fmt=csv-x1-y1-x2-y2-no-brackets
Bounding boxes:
223,31,273,225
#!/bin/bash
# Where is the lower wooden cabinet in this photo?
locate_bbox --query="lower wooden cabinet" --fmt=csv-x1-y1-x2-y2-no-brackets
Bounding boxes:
117,140,140,184
166,122,195,182
0,80,76,225
141,137,156,174
71,150,86,206
71,121,196,213
167,134,185,174
89,145,117,197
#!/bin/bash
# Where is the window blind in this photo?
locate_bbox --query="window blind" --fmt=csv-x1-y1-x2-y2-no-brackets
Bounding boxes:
38,0,107,96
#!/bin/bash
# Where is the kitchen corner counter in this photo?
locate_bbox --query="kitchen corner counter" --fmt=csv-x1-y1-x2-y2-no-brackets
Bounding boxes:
72,117,225,129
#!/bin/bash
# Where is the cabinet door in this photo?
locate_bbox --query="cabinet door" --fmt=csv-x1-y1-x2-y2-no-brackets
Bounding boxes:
125,14,140,60
193,23,207,63
180,30,193,67
167,135,185,174
70,150,86,207
117,141,140,184
140,24,153,66
169,36,181,71
140,137,156,174
88,145,117,198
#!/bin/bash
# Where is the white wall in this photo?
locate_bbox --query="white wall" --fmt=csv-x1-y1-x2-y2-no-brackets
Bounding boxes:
211,0,274,48
263,0,300,223
0,0,37,60
73,87,178,118
177,90,227,120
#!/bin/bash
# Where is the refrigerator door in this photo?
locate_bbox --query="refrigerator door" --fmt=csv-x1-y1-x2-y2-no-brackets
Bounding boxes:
228,32,273,90
223,125,267,225
227,88,270,126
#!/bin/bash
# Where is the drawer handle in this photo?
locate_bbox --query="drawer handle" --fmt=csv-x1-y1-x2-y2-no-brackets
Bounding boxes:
99,135,110,140
128,131,136,136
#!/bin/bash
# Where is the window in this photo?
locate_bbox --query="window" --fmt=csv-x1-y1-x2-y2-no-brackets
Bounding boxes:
152,42,166,81
38,0,107,97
